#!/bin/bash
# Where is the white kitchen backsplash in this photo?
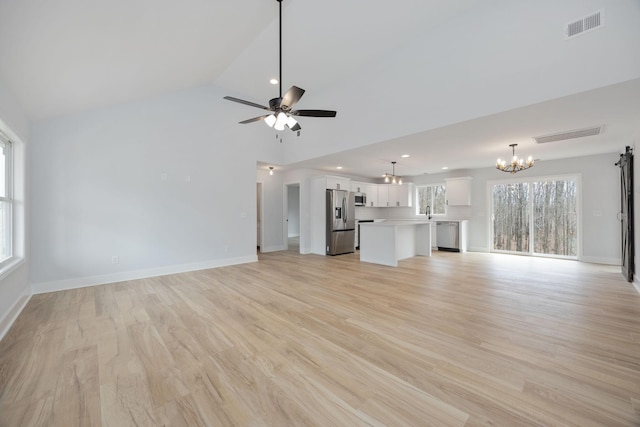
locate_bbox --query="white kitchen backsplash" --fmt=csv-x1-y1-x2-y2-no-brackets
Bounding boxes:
354,205,472,221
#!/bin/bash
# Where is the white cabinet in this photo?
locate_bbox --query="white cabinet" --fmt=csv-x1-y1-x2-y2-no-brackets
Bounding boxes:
377,185,389,207
351,181,366,193
445,177,472,206
395,183,413,207
388,185,399,207
326,176,350,191
431,222,437,249
377,183,413,207
365,184,378,207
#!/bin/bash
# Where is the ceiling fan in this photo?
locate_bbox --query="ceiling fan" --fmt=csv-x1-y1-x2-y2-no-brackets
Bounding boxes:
223,0,337,134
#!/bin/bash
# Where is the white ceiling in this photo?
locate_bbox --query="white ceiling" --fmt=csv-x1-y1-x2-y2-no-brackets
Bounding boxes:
1,0,639,177
286,78,640,178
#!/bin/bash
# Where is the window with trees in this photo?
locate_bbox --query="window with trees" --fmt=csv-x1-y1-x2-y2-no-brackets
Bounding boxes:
492,177,578,258
416,184,446,216
0,133,12,263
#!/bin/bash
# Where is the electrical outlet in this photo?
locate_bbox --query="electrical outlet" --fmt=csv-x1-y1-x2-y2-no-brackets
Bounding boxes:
161,172,168,181
111,256,119,264
185,175,191,182
224,246,228,252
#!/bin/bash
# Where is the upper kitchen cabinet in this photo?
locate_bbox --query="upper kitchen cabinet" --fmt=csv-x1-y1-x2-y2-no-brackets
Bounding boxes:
365,183,378,207
377,183,414,207
396,183,414,207
326,176,351,191
445,177,472,206
377,185,389,207
351,181,366,193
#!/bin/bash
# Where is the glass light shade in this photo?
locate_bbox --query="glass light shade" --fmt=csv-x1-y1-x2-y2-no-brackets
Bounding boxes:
384,175,390,183
274,112,287,131
286,115,298,128
264,114,276,127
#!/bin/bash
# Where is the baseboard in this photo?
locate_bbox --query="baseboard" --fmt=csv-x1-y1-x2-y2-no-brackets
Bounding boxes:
31,255,258,294
579,256,620,266
260,245,287,253
0,288,31,342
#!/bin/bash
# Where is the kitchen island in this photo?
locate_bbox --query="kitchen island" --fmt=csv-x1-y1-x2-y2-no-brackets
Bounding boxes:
359,221,431,267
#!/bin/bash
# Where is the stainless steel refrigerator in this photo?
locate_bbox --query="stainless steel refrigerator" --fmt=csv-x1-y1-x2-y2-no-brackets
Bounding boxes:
326,189,356,255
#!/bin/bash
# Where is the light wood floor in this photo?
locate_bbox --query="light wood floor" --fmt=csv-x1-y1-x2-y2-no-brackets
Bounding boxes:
1,251,640,426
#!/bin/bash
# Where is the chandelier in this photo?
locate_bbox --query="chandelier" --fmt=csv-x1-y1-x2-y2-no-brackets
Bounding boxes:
496,144,534,174
383,161,403,184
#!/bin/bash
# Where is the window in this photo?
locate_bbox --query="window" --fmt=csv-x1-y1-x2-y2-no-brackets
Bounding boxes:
416,184,446,216
491,177,578,258
0,133,12,263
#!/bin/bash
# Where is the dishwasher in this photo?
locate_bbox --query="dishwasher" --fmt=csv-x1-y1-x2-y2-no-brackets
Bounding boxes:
436,221,460,252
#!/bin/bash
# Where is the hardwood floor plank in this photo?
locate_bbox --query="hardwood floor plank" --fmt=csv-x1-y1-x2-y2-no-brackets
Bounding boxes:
1,251,640,425
51,345,102,427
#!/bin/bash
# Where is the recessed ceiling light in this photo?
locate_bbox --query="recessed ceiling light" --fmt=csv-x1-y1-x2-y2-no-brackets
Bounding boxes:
270,78,278,85
336,166,343,170
401,154,410,158
442,166,449,170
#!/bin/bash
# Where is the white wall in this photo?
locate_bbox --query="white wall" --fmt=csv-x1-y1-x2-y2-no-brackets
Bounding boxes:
29,85,279,292
0,76,30,338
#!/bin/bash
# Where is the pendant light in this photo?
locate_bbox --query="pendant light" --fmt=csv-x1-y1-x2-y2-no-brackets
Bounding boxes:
383,161,403,184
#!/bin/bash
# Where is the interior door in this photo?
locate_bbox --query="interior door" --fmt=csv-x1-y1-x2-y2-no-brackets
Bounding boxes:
616,146,634,282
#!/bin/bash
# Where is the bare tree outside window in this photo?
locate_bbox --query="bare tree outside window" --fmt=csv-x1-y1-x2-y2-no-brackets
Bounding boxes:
416,184,446,216
493,183,530,253
492,178,578,257
533,180,577,256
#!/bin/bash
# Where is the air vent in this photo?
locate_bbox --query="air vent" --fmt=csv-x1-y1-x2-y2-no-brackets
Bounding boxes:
566,10,603,39
533,126,602,144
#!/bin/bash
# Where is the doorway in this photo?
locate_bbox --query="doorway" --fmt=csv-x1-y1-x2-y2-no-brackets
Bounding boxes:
256,182,262,252
285,183,300,252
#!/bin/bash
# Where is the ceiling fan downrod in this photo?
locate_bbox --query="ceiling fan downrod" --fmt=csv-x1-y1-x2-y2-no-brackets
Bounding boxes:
278,0,282,100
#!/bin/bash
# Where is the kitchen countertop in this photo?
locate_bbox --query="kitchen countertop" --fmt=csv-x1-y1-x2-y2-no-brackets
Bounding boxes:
360,220,432,226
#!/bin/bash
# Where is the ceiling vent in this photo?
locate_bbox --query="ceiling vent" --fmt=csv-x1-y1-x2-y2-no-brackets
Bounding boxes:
533,126,602,144
566,10,603,39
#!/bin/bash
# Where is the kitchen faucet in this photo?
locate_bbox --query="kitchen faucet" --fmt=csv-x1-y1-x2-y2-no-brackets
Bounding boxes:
426,205,431,220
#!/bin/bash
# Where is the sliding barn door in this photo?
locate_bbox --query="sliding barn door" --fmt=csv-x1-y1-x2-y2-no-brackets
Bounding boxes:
616,146,634,282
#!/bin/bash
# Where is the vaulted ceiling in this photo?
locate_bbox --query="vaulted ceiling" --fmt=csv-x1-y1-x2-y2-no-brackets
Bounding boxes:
1,0,639,177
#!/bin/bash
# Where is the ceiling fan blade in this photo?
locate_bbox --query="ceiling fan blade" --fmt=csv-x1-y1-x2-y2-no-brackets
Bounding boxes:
239,115,271,124
291,109,337,118
280,86,305,110
223,96,270,110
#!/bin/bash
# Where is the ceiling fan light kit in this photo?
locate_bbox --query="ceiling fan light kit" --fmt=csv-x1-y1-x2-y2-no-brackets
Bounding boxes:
223,0,336,136
496,144,534,174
